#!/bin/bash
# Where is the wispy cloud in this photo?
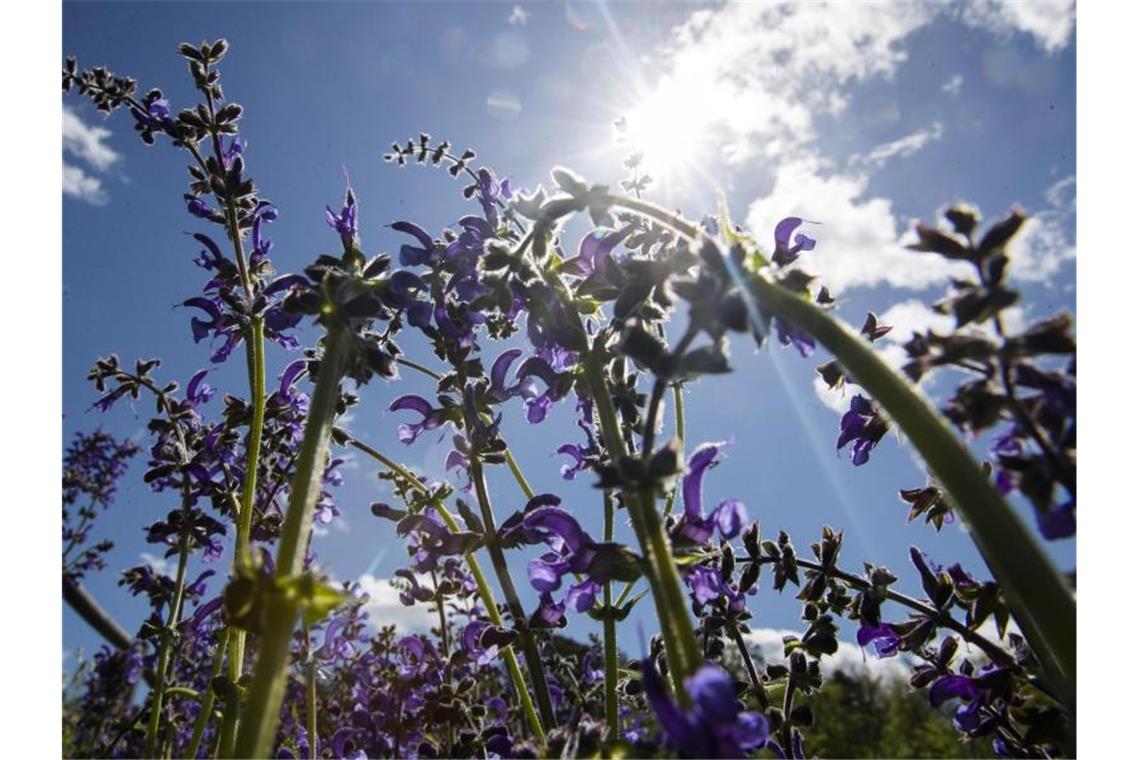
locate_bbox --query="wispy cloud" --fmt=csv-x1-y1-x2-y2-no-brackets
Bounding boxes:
1007,175,1076,284
958,0,1075,54
63,107,120,172
849,122,944,170
63,163,109,205
63,106,121,205
941,73,964,96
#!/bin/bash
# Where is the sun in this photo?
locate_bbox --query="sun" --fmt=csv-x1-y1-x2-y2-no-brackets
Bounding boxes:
618,73,723,194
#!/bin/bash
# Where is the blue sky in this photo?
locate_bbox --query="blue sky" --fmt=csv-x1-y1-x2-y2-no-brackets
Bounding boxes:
63,1,1075,665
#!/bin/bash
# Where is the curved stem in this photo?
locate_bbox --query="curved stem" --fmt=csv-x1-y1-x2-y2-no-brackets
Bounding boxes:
234,322,352,759
604,193,1076,712
344,437,547,743
396,356,444,381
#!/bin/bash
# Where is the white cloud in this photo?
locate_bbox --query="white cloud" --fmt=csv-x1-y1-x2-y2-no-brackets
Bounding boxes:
959,0,1075,54
63,106,121,172
356,573,436,632
63,163,108,205
941,73,964,96
140,551,172,577
849,122,944,170
648,2,938,163
1007,175,1076,284
507,5,530,26
746,156,973,293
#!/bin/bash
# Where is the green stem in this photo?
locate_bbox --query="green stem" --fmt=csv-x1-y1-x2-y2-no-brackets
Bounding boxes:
304,626,318,760
344,437,547,743
183,639,226,759
602,490,619,736
663,383,685,516
606,193,1076,711
469,457,557,730
581,341,701,698
504,449,536,500
145,481,193,758
234,322,352,759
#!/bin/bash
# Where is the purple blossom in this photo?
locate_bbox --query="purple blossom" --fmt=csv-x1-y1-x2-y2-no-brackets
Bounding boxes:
856,623,901,658
326,189,358,247
391,221,436,267
642,658,769,758
564,225,633,277
772,217,818,267
389,394,448,444
1037,499,1075,540
836,394,887,466
675,442,749,545
773,317,815,358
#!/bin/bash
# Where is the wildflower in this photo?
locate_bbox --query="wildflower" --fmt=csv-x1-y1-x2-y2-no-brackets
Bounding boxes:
836,394,888,466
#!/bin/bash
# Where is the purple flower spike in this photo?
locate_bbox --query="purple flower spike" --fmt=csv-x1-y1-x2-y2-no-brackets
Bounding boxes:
773,217,819,267
675,442,746,545
185,369,215,409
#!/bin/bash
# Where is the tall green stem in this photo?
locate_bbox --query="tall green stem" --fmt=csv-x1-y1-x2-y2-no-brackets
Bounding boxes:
580,341,701,698
345,438,547,743
233,322,352,759
469,457,557,730
605,193,1076,711
304,626,318,760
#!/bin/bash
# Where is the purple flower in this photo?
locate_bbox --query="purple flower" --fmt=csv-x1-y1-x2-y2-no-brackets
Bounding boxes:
530,591,566,628
185,369,215,409
773,317,816,358
642,658,769,758
391,221,436,267
473,168,510,227
488,348,523,401
1037,499,1075,540
515,356,569,424
326,189,358,247
856,623,901,658
772,217,818,267
564,225,634,277
675,442,749,545
389,394,448,444
836,394,887,466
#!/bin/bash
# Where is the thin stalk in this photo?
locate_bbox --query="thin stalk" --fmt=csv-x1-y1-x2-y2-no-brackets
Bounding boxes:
304,626,318,760
728,625,768,709
504,449,536,500
602,490,619,736
469,456,557,730
396,356,444,381
183,640,226,759
605,193,1076,711
663,383,685,516
234,322,352,759
344,437,547,743
144,480,193,758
